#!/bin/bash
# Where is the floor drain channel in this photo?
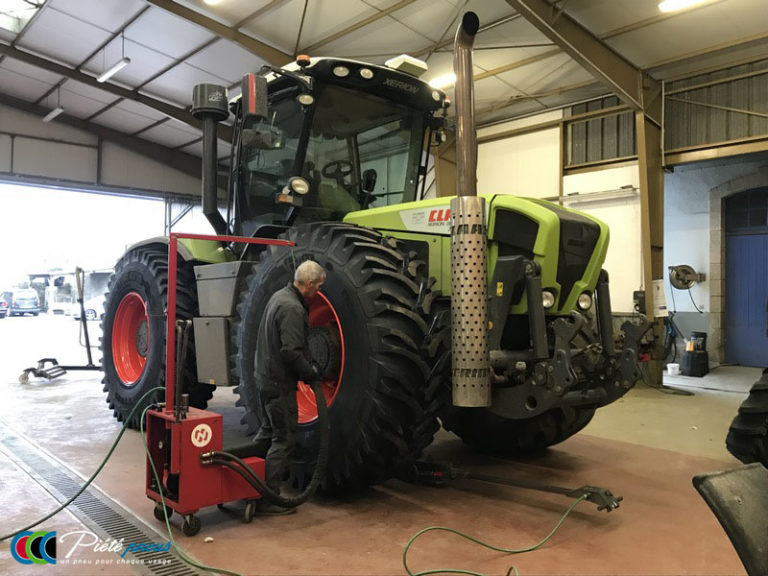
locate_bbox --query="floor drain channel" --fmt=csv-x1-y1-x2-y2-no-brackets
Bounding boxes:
0,420,203,576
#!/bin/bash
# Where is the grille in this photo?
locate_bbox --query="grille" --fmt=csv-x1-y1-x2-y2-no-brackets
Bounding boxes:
0,419,202,576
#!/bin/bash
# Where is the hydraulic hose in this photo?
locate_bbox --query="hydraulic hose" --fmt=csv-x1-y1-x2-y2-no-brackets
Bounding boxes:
204,379,330,508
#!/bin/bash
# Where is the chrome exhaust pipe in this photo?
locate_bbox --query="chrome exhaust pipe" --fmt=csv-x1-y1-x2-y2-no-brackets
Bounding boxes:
450,11,491,408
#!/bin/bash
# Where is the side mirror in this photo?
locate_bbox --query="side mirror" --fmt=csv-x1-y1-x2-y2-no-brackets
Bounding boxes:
242,123,283,150
362,169,377,193
241,73,268,122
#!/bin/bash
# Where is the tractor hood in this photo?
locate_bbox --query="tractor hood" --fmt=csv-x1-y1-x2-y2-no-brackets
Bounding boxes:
345,195,608,241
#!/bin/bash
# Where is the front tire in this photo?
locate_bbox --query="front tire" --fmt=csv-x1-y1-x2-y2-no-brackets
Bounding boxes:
441,405,595,454
233,223,444,490
101,245,213,428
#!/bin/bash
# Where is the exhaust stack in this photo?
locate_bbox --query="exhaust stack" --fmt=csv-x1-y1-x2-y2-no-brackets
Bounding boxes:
192,83,229,235
450,11,491,408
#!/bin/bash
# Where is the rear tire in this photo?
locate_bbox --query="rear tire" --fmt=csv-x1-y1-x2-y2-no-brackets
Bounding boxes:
440,405,595,454
101,245,213,428
232,223,444,490
727,369,768,468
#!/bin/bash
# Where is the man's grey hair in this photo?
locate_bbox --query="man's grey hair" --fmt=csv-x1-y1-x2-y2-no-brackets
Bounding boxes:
294,260,326,285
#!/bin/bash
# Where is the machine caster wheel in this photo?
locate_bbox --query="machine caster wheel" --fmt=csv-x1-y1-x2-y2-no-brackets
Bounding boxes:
153,503,172,522
19,373,29,385
243,500,256,524
181,515,201,537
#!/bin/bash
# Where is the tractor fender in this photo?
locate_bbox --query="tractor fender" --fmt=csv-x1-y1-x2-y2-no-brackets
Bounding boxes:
125,236,233,264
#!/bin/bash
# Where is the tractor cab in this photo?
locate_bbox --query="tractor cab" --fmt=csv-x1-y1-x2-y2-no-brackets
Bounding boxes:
230,57,448,237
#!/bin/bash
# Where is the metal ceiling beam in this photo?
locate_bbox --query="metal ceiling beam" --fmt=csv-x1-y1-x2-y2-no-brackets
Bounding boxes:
506,0,661,124
0,43,233,142
415,13,522,59
475,48,561,81
0,91,203,182
235,0,291,28
301,0,416,54
475,79,602,119
36,6,150,105
143,0,292,66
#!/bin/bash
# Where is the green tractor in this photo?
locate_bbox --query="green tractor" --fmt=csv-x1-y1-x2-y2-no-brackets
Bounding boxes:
101,13,646,490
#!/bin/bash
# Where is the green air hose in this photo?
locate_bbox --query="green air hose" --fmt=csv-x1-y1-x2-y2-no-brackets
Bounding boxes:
0,386,164,543
402,494,588,576
0,386,242,576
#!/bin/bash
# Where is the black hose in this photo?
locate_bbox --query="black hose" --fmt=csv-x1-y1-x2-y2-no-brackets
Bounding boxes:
206,379,330,508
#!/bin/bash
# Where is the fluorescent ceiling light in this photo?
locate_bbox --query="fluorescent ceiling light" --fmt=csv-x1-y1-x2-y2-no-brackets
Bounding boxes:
42,106,64,123
658,0,708,12
97,57,130,83
429,73,456,90
203,0,223,4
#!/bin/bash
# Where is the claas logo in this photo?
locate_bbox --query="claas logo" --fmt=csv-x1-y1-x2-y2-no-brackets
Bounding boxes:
11,531,57,565
428,209,451,223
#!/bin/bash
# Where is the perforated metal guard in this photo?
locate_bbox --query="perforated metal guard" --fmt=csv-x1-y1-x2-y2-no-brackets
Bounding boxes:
450,195,491,407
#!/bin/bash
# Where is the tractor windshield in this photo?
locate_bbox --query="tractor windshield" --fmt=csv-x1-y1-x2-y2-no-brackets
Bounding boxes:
236,81,427,233
299,84,426,221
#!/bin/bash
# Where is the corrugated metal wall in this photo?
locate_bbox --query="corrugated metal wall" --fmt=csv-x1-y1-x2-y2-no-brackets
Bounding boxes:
568,60,768,165
665,58,768,150
568,96,636,166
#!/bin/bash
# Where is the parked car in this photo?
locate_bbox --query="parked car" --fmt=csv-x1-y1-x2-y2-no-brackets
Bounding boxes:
68,297,104,321
3,289,40,316
0,297,8,319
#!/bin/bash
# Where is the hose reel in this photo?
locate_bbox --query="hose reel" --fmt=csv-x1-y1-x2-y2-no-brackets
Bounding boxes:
668,264,705,290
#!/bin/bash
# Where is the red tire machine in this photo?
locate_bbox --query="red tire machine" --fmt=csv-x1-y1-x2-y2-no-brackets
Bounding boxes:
144,232,294,536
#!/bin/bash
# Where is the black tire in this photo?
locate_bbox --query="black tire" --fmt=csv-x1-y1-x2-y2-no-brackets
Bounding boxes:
726,369,768,468
181,515,201,537
153,502,172,522
441,405,595,454
101,245,213,429
232,223,445,491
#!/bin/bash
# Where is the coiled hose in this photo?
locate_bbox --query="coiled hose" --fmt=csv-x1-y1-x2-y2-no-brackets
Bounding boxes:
203,379,330,508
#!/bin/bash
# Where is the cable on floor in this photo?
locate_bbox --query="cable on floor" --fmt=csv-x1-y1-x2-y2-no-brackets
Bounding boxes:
0,387,241,576
0,386,164,543
141,406,243,576
402,494,587,576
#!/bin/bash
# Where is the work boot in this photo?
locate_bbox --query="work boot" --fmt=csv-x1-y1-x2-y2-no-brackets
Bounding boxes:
251,438,271,458
255,500,296,516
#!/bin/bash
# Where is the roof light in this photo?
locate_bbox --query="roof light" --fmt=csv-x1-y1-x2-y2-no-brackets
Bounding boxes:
97,57,130,83
429,73,456,90
359,68,374,80
42,106,64,123
658,0,709,12
97,32,131,83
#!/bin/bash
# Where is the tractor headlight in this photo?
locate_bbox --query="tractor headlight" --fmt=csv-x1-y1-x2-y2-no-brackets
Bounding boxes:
333,66,350,78
288,176,310,195
577,292,593,311
542,290,556,309
297,93,314,106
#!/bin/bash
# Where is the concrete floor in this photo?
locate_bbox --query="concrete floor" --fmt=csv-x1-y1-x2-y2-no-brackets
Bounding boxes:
0,315,755,575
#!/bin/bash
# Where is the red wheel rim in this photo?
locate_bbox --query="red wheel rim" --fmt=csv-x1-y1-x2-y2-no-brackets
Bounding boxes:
297,291,344,424
112,292,149,386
